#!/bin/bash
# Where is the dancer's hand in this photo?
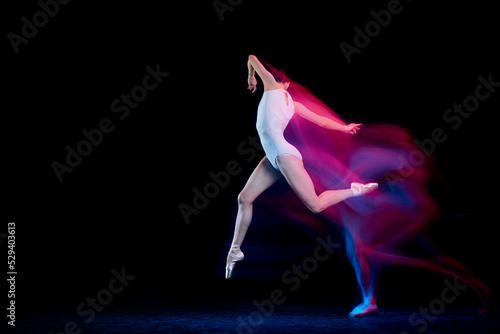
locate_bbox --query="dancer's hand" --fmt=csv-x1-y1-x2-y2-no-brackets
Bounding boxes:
247,76,257,93
345,123,362,135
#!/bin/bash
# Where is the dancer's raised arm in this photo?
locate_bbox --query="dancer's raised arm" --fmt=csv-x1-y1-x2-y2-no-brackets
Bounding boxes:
294,101,362,134
247,55,280,93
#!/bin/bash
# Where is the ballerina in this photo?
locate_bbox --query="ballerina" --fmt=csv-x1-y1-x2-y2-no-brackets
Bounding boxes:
224,55,491,318
225,55,378,286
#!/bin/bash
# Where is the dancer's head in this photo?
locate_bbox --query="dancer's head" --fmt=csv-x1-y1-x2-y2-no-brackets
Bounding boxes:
271,69,290,90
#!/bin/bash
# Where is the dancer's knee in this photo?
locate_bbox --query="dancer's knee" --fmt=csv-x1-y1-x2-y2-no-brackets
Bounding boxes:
237,190,253,206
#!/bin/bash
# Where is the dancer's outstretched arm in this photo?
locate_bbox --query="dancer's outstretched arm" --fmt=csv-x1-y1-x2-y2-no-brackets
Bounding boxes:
294,101,362,134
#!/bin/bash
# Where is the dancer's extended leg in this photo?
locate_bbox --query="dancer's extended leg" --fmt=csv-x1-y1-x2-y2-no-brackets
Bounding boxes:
226,157,281,279
230,157,281,245
276,154,377,213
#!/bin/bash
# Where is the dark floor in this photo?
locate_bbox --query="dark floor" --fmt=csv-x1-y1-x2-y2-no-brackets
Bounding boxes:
12,298,500,334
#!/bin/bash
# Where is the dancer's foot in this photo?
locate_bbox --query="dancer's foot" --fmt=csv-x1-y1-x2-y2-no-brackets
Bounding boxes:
225,244,244,279
351,182,378,197
349,296,377,317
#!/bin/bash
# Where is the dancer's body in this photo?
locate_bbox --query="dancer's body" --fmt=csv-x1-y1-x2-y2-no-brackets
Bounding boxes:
225,55,378,313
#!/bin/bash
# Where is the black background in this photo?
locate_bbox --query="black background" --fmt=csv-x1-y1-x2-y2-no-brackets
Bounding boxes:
4,0,499,321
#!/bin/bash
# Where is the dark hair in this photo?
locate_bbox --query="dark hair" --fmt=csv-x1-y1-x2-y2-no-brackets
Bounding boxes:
271,69,289,83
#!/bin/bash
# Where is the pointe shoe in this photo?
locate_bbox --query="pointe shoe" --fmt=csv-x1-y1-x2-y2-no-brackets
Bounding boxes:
351,182,378,197
225,245,244,279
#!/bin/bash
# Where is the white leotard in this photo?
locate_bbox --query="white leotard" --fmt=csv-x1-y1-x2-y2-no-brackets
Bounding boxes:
256,88,303,170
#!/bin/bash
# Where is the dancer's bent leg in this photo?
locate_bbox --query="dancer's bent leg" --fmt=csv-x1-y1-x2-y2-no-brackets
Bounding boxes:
277,154,378,315
226,157,281,279
276,154,376,213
